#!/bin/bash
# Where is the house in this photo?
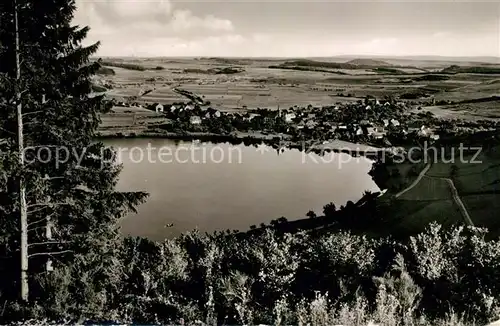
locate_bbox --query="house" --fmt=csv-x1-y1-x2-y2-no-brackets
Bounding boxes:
170,105,177,112
307,113,316,119
356,127,364,136
190,116,202,125
185,105,193,111
338,125,348,130
205,108,221,118
367,125,386,139
390,119,400,127
419,125,434,137
296,121,306,130
383,119,390,127
284,113,296,123
155,103,164,113
365,105,372,110
245,113,260,121
305,120,317,129
407,122,422,133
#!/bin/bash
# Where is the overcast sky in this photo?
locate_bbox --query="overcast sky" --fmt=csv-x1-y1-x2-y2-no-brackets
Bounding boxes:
73,0,500,57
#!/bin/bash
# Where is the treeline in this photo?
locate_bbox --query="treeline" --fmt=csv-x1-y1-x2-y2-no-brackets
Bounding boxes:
100,60,147,71
98,60,165,72
183,67,245,75
268,64,349,75
441,65,500,74
4,223,500,325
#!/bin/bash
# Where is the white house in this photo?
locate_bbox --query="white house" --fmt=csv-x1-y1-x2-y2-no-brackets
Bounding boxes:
368,125,386,139
185,105,193,111
170,105,177,112
356,128,364,136
155,103,164,113
213,110,221,118
305,120,317,129
365,105,372,110
390,119,400,127
419,126,434,137
244,113,260,121
190,116,202,125
284,113,296,123
383,119,390,127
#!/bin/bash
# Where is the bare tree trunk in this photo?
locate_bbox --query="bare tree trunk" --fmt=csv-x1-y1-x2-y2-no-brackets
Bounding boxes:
14,0,29,302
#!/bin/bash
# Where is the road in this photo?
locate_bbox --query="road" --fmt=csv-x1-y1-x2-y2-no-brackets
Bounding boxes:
395,163,431,198
441,178,475,227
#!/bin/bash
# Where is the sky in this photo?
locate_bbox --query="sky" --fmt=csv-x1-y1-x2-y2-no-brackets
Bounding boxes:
73,0,500,58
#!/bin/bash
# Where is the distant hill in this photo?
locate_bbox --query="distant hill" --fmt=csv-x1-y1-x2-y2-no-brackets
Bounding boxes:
272,59,419,74
96,66,115,76
346,58,392,67
441,65,500,74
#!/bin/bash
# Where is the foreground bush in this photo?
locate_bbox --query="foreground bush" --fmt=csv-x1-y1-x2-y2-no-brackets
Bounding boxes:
2,223,500,325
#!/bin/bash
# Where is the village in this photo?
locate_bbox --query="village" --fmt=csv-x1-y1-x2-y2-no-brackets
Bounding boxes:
100,94,498,152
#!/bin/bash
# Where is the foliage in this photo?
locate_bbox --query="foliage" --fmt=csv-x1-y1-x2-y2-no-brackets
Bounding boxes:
0,0,147,320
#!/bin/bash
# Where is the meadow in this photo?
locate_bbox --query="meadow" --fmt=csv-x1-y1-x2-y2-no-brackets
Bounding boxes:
93,57,500,118
377,144,500,238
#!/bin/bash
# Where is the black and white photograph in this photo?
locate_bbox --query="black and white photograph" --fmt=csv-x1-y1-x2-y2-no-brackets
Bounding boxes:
0,0,500,325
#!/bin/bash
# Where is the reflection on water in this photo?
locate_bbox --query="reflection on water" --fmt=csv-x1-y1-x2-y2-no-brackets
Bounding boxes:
103,138,380,240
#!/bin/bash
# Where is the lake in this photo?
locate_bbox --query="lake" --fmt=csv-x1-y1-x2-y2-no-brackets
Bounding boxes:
103,138,380,240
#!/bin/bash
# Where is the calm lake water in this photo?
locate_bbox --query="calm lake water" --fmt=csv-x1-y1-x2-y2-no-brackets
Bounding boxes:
103,138,380,240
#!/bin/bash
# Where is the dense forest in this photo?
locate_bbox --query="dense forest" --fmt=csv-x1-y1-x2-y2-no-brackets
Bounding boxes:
0,1,499,325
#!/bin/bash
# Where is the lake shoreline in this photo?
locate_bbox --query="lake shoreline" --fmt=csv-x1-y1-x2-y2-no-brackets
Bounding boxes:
95,130,387,158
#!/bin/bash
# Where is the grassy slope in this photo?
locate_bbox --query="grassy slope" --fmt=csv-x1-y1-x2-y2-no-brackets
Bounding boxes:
380,147,500,237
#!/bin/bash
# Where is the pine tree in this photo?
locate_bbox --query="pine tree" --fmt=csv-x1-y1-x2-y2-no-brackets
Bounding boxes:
0,0,148,318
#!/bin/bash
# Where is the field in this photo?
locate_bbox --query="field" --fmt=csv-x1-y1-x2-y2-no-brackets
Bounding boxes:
98,105,170,136
93,57,500,118
379,146,500,237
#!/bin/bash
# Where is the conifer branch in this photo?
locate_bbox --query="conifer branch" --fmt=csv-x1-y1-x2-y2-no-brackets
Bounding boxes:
28,241,69,247
28,250,72,258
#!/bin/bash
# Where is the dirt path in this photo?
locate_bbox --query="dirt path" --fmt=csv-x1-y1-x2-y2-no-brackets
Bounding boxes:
441,178,475,227
395,163,431,198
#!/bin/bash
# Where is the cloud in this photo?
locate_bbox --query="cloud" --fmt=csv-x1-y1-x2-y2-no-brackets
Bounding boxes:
94,33,272,57
169,10,233,33
73,0,235,52
432,31,452,38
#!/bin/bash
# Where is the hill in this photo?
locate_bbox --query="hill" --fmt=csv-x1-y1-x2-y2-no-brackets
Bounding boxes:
346,58,392,67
